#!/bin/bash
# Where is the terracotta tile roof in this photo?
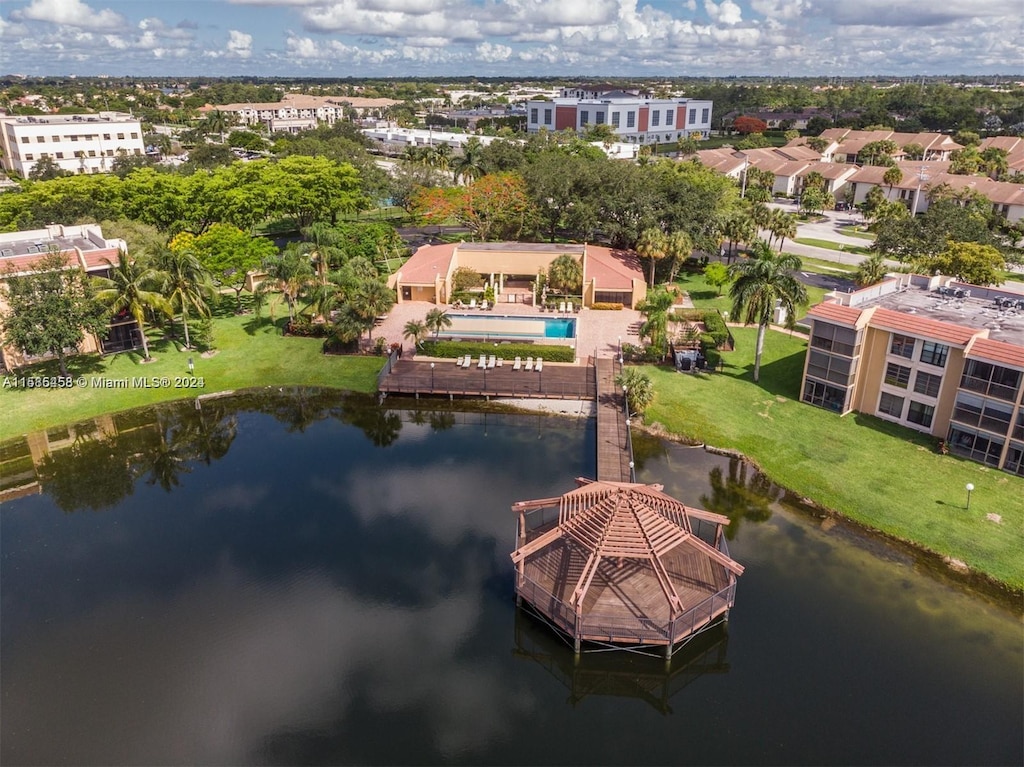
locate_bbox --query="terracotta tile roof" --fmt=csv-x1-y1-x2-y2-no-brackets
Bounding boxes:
584,245,644,289
965,337,1024,370
392,242,457,285
869,307,979,346
80,247,119,271
806,301,863,326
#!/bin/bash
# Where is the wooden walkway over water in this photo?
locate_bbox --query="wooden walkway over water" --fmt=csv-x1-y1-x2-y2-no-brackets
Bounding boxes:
377,355,632,481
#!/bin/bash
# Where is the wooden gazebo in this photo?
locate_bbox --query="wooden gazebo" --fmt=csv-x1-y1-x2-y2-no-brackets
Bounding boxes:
511,478,744,658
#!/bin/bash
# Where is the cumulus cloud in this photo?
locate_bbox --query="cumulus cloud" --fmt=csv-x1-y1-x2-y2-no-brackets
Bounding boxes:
227,29,254,57
705,0,743,25
12,0,126,31
476,41,512,62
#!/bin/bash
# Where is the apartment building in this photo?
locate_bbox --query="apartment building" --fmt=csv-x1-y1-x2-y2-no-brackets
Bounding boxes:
801,274,1024,476
0,224,135,370
203,94,400,132
0,113,145,177
525,86,712,145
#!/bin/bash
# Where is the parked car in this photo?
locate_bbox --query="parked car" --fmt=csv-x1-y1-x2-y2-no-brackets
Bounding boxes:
834,201,850,211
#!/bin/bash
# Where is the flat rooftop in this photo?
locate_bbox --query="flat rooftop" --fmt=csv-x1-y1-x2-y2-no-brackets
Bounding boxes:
860,284,1024,346
0,234,104,259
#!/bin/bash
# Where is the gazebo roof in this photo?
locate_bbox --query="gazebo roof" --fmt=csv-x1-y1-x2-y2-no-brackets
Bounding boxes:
512,479,744,616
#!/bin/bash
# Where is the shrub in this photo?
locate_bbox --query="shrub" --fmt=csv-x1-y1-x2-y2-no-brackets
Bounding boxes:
673,308,730,348
323,337,358,355
420,340,575,362
591,302,624,310
286,318,331,337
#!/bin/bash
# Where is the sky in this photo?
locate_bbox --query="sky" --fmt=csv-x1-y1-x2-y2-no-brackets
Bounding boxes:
0,0,1022,78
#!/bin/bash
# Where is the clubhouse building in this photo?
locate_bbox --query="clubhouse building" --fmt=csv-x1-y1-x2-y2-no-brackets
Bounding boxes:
801,274,1024,476
386,242,647,309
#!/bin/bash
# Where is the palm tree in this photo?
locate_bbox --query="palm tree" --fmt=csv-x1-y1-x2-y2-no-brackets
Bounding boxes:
155,247,215,349
547,253,583,295
728,240,808,382
403,319,428,349
720,213,755,261
664,230,694,283
349,279,396,341
203,109,230,143
767,209,798,252
262,246,315,321
425,307,452,339
452,137,485,184
615,367,654,415
635,227,668,288
853,253,888,288
636,286,676,357
92,250,172,360
883,165,903,195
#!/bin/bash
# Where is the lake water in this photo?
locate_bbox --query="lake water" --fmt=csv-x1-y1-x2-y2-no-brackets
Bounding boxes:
1,390,1020,766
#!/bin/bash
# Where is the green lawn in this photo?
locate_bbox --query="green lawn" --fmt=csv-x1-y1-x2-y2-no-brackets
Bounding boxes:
793,237,873,255
839,225,877,241
673,271,827,320
643,327,1024,591
797,256,859,274
0,311,384,441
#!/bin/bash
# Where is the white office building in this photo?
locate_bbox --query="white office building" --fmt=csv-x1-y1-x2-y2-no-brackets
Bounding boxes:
0,112,145,177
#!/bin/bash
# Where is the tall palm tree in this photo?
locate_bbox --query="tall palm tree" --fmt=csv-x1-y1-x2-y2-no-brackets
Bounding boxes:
92,250,172,360
728,240,808,382
262,246,315,321
766,209,798,252
203,109,230,143
883,165,903,195
452,137,485,184
425,307,452,339
635,227,668,288
664,230,694,283
349,279,396,341
547,253,583,295
155,247,216,350
720,213,755,261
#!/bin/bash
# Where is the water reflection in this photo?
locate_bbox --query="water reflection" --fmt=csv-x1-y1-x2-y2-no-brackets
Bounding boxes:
513,610,729,715
700,458,780,539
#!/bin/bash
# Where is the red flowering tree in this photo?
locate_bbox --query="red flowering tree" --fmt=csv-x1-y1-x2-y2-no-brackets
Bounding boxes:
733,116,768,135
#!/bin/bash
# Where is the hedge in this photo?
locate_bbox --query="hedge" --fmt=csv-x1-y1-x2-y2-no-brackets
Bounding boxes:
673,308,730,348
420,340,575,362
591,302,624,310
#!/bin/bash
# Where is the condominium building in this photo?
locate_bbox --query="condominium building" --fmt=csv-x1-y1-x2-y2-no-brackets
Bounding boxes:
202,94,400,132
525,86,712,145
0,113,145,177
801,274,1024,476
0,224,135,371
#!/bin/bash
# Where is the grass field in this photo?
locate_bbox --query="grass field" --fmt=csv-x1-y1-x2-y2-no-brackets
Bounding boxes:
0,309,384,441
839,225,877,241
642,327,1024,590
673,270,827,320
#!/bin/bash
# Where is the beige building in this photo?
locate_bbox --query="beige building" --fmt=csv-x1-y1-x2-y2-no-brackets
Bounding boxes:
0,224,133,370
801,274,1024,476
0,112,145,177
200,94,400,131
387,242,647,309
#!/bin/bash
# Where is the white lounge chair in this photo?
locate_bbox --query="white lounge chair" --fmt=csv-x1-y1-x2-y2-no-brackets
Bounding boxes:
478,355,486,369
497,357,504,367
535,357,543,372
558,302,566,314
488,355,496,369
469,299,477,309
462,355,472,368
480,300,489,311
525,356,534,371
513,356,522,370
455,355,464,367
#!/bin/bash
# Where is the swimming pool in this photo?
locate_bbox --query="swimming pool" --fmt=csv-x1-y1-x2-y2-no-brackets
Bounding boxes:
440,313,576,340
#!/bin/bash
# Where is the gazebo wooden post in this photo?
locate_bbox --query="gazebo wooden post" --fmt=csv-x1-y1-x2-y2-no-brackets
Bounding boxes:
515,509,525,606
665,610,675,661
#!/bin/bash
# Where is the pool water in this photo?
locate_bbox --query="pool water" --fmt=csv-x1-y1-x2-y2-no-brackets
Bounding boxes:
443,313,576,340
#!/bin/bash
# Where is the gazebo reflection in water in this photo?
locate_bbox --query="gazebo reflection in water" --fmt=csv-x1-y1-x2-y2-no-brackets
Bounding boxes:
512,610,730,715
511,479,744,660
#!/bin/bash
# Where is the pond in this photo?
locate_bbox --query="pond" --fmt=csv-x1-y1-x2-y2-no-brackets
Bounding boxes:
1,390,1020,766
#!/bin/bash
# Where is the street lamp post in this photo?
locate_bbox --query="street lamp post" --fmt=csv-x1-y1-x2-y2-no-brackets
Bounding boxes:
965,483,974,510
430,361,435,391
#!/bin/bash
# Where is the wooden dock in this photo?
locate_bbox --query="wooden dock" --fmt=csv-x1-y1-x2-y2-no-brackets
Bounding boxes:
595,358,632,483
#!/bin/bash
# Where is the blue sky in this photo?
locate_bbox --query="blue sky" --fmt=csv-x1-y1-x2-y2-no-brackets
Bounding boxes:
1,0,1022,77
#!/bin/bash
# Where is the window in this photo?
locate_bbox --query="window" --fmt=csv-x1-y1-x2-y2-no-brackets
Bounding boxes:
88,150,96,157
20,136,29,144
948,426,1004,466
131,132,139,139
530,108,538,123
960,359,1022,401
884,363,911,388
595,112,605,125
878,392,904,418
611,111,620,128
580,110,590,125
56,152,64,159
666,110,673,125
890,333,915,359
543,109,552,125
806,350,855,386
907,401,934,428
70,135,78,141
25,153,33,160
920,341,948,367
652,110,660,126
702,108,710,123
803,379,848,412
913,371,942,398
689,108,697,123
103,133,111,140
117,133,125,139
810,322,859,357
626,111,636,128
36,136,45,143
